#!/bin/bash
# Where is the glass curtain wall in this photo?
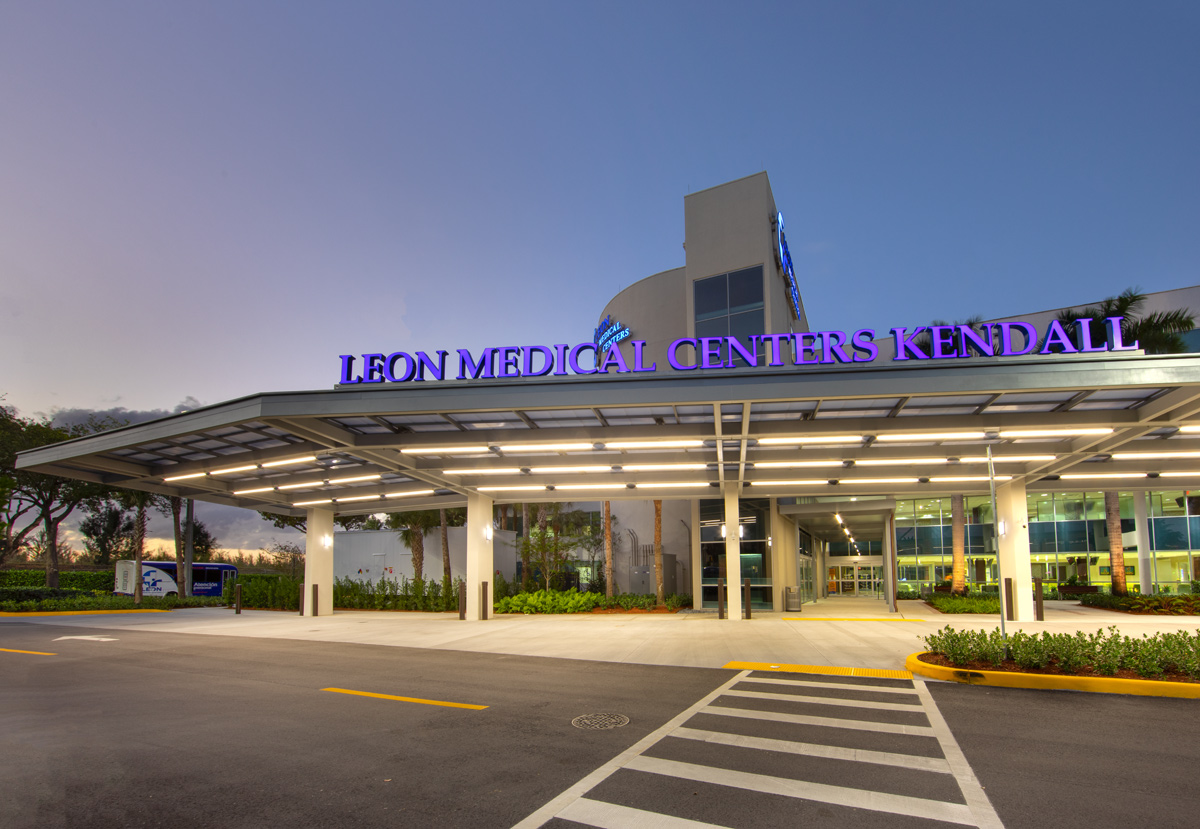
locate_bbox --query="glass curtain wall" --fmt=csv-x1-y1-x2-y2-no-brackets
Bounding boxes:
894,496,995,596
895,490,1200,596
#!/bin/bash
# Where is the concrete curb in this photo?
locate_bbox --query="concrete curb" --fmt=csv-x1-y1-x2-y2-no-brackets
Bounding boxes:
0,609,173,617
905,652,1200,699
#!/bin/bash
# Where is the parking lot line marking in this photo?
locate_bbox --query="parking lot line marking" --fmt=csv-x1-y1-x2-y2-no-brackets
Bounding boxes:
703,704,936,736
510,670,753,829
669,725,953,774
321,688,487,710
625,755,976,826
722,688,923,712
559,797,730,828
741,676,919,695
724,661,912,679
0,647,57,656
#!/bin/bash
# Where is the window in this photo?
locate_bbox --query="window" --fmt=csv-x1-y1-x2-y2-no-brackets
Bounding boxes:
693,266,765,365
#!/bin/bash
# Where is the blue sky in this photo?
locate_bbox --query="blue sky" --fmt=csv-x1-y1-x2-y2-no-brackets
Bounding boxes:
2,1,1198,547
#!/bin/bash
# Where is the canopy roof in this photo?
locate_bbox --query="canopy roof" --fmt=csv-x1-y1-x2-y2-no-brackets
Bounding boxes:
18,351,1200,522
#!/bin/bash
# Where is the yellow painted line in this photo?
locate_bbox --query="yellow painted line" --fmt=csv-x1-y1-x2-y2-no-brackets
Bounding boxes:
322,687,488,710
781,617,926,622
905,652,1200,699
0,609,172,617
724,661,912,680
0,647,57,656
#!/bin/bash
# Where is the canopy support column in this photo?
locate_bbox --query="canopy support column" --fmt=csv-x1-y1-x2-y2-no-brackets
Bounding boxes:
303,508,335,617
465,492,494,621
723,485,743,620
996,480,1035,621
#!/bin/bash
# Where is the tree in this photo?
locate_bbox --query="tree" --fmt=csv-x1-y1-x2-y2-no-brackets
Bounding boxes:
189,519,219,562
653,500,664,605
517,503,578,591
258,511,365,533
604,501,613,598
439,507,466,581
520,502,532,591
386,510,440,581
1058,289,1196,597
78,502,133,565
117,490,158,604
950,494,966,595
3,413,113,586
266,540,304,578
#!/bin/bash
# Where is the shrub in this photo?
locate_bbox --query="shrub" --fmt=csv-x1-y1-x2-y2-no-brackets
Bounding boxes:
926,594,1002,614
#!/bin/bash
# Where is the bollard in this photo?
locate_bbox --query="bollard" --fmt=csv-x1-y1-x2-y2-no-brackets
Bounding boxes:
298,582,304,616
458,580,466,620
744,579,752,620
1004,577,1014,621
482,581,489,620
235,583,242,615
717,578,725,620
1034,577,1045,621
312,583,319,618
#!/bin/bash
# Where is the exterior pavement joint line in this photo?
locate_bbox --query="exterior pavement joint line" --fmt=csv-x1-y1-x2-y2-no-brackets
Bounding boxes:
669,725,953,774
624,755,976,826
509,669,753,829
912,678,1006,829
724,688,924,712
702,705,936,736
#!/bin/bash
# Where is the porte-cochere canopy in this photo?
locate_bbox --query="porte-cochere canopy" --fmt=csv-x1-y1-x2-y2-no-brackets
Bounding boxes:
19,350,1200,522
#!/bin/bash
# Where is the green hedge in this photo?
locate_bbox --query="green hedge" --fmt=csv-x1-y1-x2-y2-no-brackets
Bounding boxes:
925,594,1002,614
0,570,114,590
494,589,693,615
333,575,461,612
1080,592,1200,615
0,593,225,612
924,625,1200,678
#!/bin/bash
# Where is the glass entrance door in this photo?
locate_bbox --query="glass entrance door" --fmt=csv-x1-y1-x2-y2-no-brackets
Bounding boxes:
826,562,884,596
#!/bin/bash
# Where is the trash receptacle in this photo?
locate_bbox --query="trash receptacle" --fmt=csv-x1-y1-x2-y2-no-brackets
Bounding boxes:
784,586,801,612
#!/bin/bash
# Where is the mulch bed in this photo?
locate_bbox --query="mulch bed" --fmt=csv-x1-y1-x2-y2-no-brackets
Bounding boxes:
916,652,1199,683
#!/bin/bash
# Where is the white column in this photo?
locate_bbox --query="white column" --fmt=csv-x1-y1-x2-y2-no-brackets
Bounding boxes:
303,508,335,617
768,500,785,610
723,485,743,619
884,511,897,612
1135,491,1153,594
689,500,702,606
996,480,1035,621
465,492,494,621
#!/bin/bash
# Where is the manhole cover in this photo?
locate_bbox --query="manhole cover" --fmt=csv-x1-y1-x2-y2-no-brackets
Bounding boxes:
571,713,630,730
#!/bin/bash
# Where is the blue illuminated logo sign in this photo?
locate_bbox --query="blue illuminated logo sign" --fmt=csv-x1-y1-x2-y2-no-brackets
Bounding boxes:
776,212,802,322
594,316,632,353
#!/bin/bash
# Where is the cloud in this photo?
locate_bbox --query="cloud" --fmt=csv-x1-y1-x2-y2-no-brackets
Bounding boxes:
45,397,205,429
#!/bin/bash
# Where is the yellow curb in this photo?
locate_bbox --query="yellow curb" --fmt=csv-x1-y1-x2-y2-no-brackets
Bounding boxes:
905,652,1200,698
0,609,173,617
725,661,912,679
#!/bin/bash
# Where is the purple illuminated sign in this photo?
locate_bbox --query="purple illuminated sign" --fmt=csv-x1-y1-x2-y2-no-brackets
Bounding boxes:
337,317,1138,385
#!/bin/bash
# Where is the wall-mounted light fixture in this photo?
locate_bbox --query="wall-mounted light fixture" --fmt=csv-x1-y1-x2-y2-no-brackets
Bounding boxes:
720,524,727,538
484,524,494,541
767,536,773,548
321,534,333,549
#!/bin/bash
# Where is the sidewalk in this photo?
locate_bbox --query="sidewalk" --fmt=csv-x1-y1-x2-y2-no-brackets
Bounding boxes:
7,596,1200,672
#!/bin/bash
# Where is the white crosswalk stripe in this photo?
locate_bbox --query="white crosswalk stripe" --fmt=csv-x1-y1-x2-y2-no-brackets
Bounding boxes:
512,668,1005,829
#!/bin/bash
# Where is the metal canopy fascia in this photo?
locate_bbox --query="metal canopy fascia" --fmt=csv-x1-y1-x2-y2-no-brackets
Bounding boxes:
17,351,1200,518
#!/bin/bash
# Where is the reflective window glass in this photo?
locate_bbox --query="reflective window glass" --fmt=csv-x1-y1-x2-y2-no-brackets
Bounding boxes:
727,266,764,314
694,275,728,321
1055,493,1085,522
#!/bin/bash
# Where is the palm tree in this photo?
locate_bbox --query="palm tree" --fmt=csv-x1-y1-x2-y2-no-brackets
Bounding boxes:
1060,288,1195,596
604,501,613,599
653,500,664,605
118,490,158,604
439,507,466,582
950,494,966,595
386,510,440,581
1054,287,1195,355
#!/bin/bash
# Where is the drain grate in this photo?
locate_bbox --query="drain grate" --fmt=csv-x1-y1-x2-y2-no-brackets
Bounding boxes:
571,713,629,730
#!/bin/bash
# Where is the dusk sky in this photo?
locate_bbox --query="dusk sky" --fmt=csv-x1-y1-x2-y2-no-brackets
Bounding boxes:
3,2,1198,549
